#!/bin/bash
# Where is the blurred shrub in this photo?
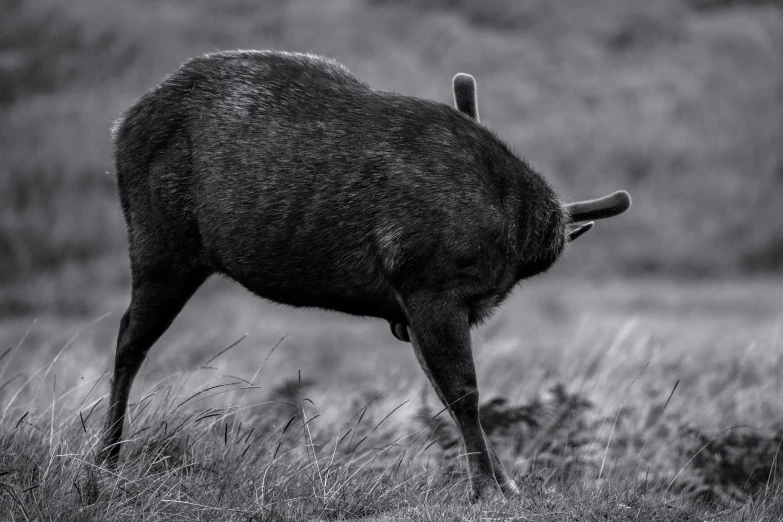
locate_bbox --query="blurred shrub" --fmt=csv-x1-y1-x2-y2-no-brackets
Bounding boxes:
681,425,783,504
417,384,783,506
0,0,137,105
0,166,120,280
687,0,783,10
0,0,135,286
370,0,553,31
417,383,596,478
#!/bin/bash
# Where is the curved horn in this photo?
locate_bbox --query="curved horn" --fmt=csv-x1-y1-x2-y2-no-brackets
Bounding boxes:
565,190,631,223
452,73,479,121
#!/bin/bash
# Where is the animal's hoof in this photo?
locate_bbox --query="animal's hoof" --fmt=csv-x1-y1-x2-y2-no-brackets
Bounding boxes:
469,478,505,503
500,478,520,496
390,322,410,342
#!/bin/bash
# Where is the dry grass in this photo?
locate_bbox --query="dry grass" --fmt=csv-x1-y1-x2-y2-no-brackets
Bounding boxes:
1,278,782,520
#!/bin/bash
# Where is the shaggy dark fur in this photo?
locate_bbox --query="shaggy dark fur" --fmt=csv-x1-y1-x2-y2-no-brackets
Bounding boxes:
98,50,629,501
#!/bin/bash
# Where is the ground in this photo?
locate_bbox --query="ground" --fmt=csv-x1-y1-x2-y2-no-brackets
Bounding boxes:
2,274,782,520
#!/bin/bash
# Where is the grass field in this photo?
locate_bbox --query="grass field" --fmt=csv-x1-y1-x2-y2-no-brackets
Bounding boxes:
1,276,782,520
2,0,783,519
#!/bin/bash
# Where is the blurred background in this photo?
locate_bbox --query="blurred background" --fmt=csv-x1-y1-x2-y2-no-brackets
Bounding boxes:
1,0,782,430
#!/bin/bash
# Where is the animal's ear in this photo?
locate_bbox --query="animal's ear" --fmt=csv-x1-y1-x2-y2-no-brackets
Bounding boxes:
452,73,479,122
567,221,593,242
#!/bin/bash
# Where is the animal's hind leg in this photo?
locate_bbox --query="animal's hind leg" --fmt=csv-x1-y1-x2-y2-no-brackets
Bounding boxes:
97,265,208,467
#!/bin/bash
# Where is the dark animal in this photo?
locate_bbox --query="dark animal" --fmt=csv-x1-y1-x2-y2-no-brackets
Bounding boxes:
98,50,631,501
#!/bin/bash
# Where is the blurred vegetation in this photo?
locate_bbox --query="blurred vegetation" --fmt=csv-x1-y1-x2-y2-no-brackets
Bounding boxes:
1,0,782,303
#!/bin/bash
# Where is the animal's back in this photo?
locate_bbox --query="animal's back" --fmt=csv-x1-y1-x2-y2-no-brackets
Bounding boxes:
113,50,521,317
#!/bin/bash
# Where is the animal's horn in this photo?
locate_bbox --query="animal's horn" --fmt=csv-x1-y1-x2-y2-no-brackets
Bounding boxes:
565,190,631,223
452,73,479,122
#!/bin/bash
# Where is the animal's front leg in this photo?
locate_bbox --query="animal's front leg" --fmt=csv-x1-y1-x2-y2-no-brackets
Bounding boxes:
404,294,500,501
